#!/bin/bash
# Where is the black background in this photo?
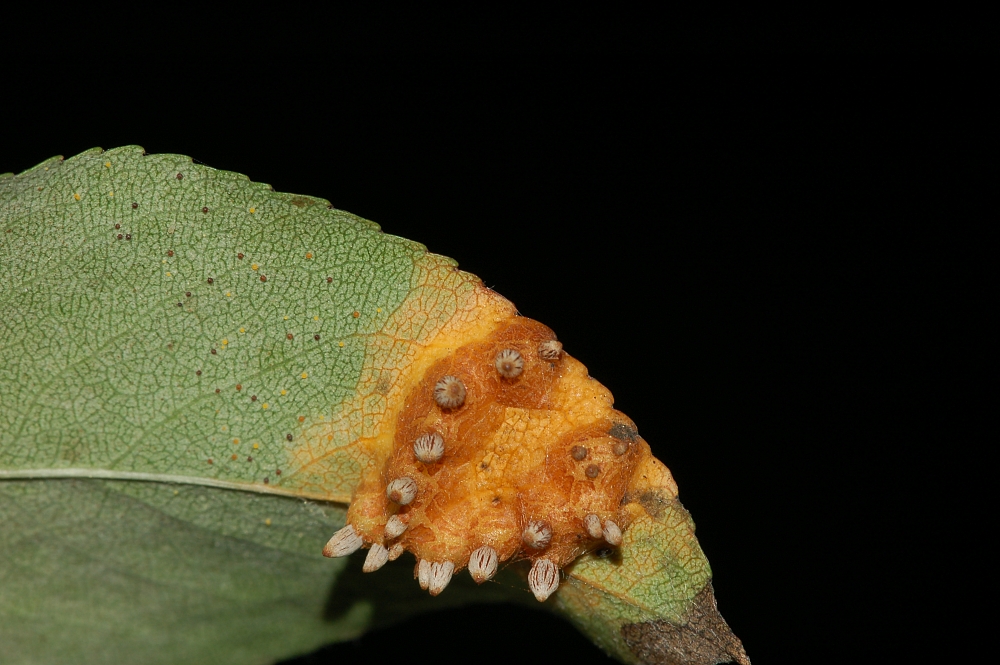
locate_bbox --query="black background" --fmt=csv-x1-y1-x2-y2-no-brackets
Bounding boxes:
2,21,985,665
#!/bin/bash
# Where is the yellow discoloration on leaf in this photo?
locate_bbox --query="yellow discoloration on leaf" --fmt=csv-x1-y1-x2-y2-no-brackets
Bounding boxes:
286,274,514,502
1,147,746,665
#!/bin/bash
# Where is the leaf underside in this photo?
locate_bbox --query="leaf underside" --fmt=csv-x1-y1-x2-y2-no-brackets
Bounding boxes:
0,147,748,665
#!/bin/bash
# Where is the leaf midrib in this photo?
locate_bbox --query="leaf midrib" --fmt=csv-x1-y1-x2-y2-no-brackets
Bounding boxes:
0,468,349,502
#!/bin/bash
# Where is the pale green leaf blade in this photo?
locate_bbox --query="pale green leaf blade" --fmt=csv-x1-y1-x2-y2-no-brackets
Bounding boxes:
1,146,747,665
0,146,520,664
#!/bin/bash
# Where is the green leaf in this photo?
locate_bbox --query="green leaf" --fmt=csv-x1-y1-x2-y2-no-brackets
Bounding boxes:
1,147,747,665
559,489,749,664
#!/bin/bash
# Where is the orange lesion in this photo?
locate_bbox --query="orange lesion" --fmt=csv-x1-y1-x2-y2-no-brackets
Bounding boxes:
290,255,660,580
347,311,652,572
285,260,515,502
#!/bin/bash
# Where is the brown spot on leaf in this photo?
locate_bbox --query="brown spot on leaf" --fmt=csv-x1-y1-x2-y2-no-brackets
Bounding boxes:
609,422,639,442
627,489,674,519
585,464,600,479
202,207,209,213
621,582,750,665
131,202,138,209
571,445,588,461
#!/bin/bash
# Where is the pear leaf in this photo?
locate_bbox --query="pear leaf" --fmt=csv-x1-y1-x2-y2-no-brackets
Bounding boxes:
0,147,747,665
